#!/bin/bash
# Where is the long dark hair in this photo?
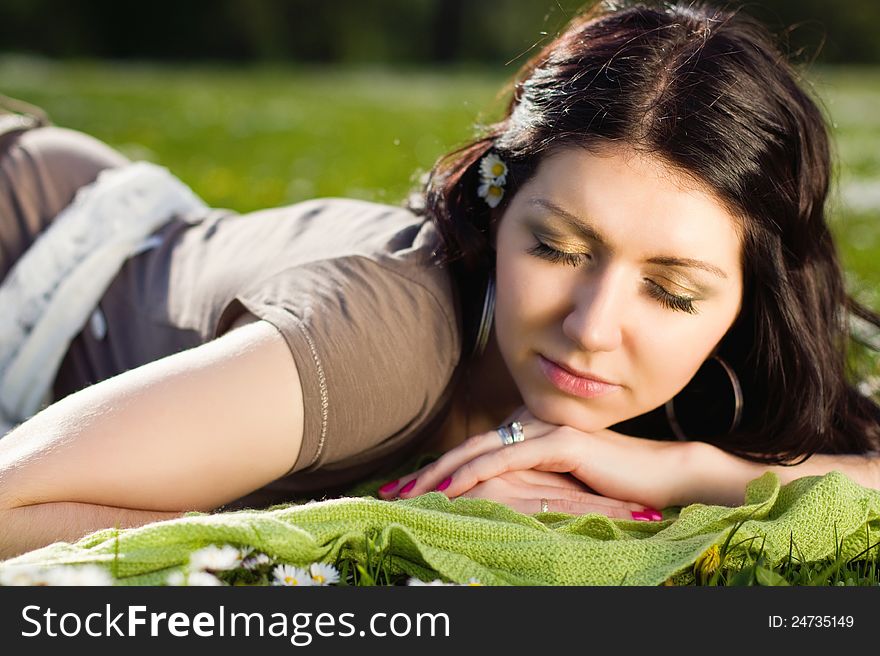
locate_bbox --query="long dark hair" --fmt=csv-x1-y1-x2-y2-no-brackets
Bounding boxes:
410,1,880,464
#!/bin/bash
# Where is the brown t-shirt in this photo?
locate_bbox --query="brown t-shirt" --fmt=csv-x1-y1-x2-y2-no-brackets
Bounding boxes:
1,125,469,509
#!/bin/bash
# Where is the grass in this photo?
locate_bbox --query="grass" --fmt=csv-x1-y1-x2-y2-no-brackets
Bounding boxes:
686,518,880,587
2,57,879,585
0,55,504,214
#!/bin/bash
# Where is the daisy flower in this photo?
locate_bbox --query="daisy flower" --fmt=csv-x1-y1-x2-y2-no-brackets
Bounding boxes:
0,564,53,586
44,565,114,586
479,153,508,184
407,576,482,586
407,577,454,586
242,552,273,570
272,564,315,586
477,181,505,208
189,544,242,572
309,562,340,586
167,570,224,586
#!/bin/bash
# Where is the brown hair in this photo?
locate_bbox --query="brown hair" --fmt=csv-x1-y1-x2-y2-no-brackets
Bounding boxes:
410,1,880,464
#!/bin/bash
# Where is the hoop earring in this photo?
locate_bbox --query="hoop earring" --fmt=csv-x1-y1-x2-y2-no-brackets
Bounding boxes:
471,276,495,359
664,354,743,441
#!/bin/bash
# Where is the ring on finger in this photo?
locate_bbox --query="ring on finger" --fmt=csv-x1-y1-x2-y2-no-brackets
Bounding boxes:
509,420,525,443
496,420,525,446
496,425,514,446
540,498,550,513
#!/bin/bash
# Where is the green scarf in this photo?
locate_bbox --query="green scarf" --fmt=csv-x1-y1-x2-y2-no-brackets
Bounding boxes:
2,469,879,585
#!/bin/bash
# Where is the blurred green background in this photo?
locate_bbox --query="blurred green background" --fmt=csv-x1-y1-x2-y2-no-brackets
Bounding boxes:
0,0,878,374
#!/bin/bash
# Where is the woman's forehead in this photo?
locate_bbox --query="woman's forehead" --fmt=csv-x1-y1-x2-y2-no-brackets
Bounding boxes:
513,145,745,272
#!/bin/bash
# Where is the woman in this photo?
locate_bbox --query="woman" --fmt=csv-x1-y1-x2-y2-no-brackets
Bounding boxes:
1,1,879,560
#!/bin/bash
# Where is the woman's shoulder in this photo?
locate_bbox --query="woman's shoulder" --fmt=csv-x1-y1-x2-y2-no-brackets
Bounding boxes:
248,196,435,252
227,195,452,311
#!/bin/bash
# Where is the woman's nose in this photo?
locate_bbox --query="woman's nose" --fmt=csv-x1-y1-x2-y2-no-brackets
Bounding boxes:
561,268,624,353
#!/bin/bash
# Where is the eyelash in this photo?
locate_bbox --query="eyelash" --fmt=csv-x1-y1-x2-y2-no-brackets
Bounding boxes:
525,241,699,315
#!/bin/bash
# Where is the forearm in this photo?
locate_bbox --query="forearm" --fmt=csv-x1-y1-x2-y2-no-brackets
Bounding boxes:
0,502,184,561
686,443,880,508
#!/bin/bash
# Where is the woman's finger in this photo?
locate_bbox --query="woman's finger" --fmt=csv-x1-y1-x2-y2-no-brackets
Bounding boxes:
459,486,654,520
465,478,647,513
438,434,574,498
383,420,555,499
501,469,590,492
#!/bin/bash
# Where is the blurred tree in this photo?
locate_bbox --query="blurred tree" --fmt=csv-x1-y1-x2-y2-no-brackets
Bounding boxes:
431,0,464,63
0,0,877,64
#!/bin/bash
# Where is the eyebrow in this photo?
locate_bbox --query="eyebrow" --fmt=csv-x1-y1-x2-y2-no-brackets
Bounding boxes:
528,198,729,280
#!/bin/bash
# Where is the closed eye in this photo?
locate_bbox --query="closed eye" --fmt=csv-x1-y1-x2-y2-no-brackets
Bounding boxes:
644,280,699,315
526,240,699,315
526,240,589,268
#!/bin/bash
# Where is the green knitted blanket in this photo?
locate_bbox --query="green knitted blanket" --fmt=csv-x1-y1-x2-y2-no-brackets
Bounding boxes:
2,470,879,585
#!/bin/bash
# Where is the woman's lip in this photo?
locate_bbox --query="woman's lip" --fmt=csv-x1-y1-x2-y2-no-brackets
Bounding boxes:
538,355,622,399
542,355,617,384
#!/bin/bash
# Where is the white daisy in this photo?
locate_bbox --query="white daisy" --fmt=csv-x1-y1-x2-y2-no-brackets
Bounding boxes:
309,562,340,586
242,552,272,570
166,570,224,586
272,564,315,586
189,545,242,572
44,565,114,586
477,181,505,208
479,153,508,184
406,577,454,586
166,571,186,586
0,564,53,586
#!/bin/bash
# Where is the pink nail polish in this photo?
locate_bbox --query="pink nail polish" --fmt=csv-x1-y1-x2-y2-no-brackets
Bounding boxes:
399,479,417,495
378,479,399,494
435,477,452,492
631,511,655,521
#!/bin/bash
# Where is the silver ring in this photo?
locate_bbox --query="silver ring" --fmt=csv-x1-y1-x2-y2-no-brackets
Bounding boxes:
496,425,514,446
509,420,525,443
496,421,525,446
540,498,549,513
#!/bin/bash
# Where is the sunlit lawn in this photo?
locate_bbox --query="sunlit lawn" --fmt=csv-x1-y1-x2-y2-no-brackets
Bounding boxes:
0,56,506,212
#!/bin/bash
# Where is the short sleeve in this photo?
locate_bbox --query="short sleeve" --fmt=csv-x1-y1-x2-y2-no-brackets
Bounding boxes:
213,254,460,476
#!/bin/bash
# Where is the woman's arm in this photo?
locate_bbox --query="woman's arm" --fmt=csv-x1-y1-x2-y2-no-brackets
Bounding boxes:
688,443,880,507
0,504,184,559
0,313,305,559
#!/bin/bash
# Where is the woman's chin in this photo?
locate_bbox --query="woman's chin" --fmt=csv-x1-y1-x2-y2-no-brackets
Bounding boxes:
524,393,623,433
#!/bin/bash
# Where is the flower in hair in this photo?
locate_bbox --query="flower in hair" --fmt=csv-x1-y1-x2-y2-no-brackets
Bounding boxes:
478,152,508,208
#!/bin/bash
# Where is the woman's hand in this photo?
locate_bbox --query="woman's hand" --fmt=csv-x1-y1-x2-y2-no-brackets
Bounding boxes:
378,406,699,511
452,469,660,519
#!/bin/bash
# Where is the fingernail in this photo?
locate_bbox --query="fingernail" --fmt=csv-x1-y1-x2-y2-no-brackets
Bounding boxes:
378,479,399,494
631,511,658,521
435,476,452,492
642,508,663,521
399,479,417,495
